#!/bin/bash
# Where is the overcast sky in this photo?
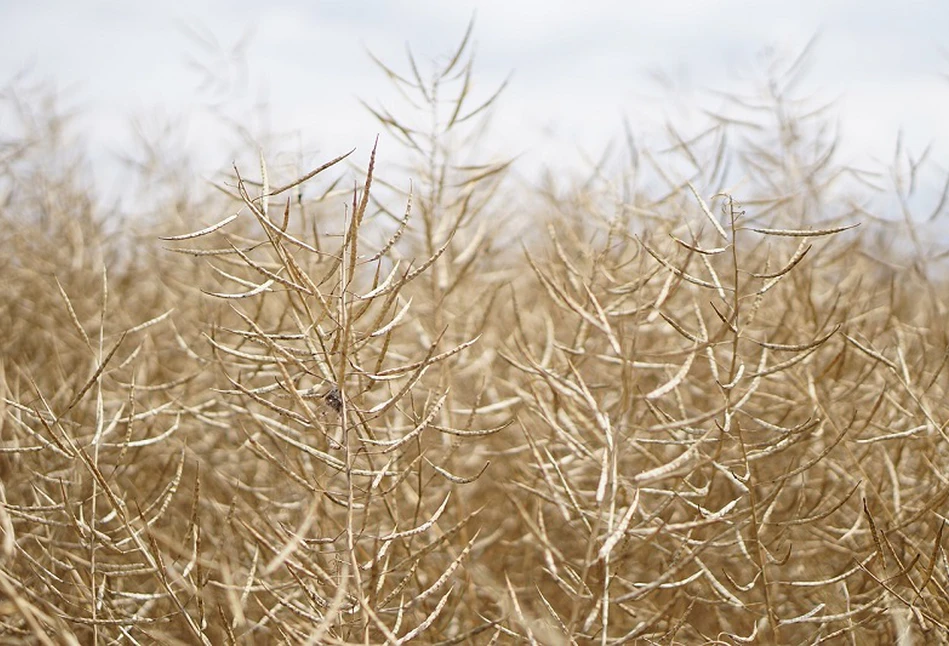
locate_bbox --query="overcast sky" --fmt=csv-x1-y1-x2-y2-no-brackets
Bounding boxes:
4,1,949,195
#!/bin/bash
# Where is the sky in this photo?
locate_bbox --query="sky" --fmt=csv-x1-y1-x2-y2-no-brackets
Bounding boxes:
3,0,949,198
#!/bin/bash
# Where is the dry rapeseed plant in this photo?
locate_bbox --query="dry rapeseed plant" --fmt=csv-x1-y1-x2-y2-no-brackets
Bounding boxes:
2,30,949,645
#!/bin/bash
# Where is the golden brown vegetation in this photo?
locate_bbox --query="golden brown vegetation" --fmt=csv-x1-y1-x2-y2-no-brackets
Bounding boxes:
2,33,949,644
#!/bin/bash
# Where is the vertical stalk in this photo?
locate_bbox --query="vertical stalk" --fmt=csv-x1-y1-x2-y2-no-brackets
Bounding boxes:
724,195,778,643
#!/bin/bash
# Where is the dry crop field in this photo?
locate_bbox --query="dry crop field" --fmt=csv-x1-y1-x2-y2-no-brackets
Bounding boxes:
2,34,949,645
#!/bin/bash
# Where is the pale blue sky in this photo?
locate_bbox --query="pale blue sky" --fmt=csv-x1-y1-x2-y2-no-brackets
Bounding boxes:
3,1,948,193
